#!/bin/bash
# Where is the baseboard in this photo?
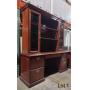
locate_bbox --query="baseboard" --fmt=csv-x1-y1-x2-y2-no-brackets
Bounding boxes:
20,76,45,88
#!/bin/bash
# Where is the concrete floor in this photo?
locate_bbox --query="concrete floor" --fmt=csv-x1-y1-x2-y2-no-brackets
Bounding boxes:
17,69,71,90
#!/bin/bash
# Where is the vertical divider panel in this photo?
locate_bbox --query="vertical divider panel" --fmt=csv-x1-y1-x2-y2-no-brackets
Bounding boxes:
38,14,41,52
22,8,29,54
29,9,31,52
56,21,60,50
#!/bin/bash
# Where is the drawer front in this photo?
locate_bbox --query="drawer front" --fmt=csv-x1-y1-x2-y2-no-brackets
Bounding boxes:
30,57,44,70
30,67,44,83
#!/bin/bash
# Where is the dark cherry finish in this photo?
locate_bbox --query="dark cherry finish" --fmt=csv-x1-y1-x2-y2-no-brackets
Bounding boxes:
30,67,44,83
17,0,25,9
20,55,45,87
22,8,29,54
30,57,44,70
20,56,30,83
20,3,71,88
59,54,68,72
21,6,41,54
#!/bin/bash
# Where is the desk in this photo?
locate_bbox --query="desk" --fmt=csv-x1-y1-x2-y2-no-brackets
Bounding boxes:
20,50,71,87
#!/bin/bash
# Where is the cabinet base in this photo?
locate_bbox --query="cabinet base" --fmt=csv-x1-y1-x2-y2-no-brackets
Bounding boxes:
68,66,71,68
59,68,68,73
20,76,45,88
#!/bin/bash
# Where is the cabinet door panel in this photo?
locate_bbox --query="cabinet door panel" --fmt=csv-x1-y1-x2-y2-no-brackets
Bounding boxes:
30,57,44,70
21,56,30,82
30,10,41,52
59,55,67,72
30,67,44,83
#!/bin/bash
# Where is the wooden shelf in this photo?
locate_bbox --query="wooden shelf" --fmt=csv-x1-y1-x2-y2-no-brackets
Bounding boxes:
30,51,38,53
40,37,57,41
23,50,71,57
41,26,57,31
46,27,57,31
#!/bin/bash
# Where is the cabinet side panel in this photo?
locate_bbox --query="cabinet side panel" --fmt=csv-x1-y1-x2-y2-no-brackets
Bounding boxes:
67,52,71,68
59,54,67,72
22,8,29,54
17,0,25,9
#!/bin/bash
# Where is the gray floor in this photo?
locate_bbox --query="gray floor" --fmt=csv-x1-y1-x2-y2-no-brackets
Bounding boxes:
17,69,71,90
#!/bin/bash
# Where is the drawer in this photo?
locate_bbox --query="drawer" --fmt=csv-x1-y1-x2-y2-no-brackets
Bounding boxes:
30,67,44,83
30,57,44,70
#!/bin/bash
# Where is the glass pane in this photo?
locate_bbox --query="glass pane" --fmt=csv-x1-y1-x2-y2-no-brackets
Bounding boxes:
40,16,58,52
40,38,57,52
31,12,39,51
59,29,64,49
64,29,71,50
41,15,58,29
31,12,39,23
41,28,57,39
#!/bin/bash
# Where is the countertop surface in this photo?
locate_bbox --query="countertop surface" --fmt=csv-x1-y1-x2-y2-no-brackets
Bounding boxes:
21,50,71,57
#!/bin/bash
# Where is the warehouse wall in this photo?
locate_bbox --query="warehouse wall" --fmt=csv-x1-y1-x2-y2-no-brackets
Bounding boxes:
22,0,71,23
52,0,71,23
30,0,51,13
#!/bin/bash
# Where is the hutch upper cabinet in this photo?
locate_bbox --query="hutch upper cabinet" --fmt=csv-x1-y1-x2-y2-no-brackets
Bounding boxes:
21,4,63,54
22,6,41,53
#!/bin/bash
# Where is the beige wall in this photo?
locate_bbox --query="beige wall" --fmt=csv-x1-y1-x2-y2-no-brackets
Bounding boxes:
23,0,71,23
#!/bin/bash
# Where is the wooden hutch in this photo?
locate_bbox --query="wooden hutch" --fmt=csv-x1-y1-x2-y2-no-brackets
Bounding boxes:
20,3,71,87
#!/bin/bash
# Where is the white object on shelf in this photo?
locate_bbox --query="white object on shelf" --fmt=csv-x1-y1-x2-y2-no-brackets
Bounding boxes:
64,29,71,50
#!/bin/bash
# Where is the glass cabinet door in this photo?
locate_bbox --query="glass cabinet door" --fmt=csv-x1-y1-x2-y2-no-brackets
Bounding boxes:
30,11,41,52
58,22,64,50
64,28,71,50
40,15,58,52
